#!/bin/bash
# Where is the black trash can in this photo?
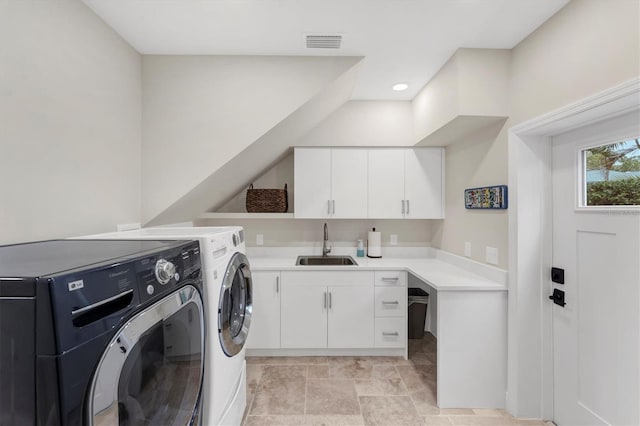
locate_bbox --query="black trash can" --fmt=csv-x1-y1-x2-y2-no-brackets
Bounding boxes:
408,288,429,339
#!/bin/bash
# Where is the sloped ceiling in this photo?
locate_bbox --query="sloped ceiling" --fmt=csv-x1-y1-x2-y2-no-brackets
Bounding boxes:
145,57,363,225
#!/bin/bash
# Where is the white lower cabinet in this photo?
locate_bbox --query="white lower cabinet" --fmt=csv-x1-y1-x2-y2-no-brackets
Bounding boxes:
374,317,406,348
327,285,374,348
374,271,407,348
252,270,406,353
280,271,375,349
246,271,281,349
281,283,328,348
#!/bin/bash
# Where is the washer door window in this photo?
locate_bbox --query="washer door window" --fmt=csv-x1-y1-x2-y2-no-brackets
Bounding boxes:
218,253,252,357
89,285,204,426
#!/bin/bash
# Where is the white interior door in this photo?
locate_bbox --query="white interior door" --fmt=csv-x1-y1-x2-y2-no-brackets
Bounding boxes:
551,112,640,426
331,149,368,218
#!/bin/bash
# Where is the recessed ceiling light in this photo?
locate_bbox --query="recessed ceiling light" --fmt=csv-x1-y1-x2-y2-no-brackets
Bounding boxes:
392,83,408,92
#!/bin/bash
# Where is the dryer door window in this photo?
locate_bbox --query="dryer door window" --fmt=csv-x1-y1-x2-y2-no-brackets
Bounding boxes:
218,253,253,357
89,285,205,426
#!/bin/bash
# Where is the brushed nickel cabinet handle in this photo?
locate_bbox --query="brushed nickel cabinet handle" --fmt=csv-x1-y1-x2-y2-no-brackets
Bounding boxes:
324,292,327,309
332,200,336,214
381,277,399,282
329,292,332,309
406,199,410,214
328,200,331,214
382,301,399,305
401,200,405,214
276,276,279,293
382,331,399,336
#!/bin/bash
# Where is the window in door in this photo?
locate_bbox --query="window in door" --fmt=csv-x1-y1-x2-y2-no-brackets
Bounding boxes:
582,137,640,206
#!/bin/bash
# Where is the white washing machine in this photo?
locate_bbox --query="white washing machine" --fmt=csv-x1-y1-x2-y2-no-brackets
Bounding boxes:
73,226,252,426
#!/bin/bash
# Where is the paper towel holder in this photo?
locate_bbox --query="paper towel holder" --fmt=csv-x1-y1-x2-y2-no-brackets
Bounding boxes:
367,227,382,259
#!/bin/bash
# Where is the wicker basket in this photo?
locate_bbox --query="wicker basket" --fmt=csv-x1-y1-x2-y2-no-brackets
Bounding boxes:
246,184,288,213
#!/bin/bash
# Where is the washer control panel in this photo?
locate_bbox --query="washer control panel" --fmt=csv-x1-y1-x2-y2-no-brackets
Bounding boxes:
154,259,176,285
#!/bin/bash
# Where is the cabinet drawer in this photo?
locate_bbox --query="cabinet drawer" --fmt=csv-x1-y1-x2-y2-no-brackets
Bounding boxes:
374,317,406,348
375,287,406,317
282,271,373,286
374,271,407,287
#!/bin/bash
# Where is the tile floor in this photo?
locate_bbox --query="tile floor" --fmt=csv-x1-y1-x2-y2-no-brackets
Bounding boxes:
243,334,553,426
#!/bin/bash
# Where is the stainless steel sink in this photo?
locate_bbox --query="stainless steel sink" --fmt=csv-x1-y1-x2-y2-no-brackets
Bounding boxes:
296,256,358,266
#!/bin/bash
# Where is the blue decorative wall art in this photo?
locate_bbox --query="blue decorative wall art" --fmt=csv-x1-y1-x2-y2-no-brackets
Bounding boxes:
464,185,508,209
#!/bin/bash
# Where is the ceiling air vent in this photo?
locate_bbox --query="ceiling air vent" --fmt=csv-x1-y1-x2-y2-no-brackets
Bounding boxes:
306,35,342,49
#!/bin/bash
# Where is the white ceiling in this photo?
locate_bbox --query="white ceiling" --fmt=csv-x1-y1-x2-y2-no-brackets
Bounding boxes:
83,0,569,100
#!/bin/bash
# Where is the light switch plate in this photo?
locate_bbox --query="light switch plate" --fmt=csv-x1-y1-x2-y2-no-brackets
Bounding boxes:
464,242,471,257
256,234,264,246
390,234,398,246
485,246,499,265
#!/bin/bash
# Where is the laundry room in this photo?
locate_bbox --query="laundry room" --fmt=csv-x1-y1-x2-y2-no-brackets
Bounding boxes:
1,1,639,426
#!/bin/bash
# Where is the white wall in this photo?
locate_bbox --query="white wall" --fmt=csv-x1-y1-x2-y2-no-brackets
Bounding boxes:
298,101,414,147
412,49,510,145
195,218,434,249
142,56,361,223
431,121,508,268
0,0,142,244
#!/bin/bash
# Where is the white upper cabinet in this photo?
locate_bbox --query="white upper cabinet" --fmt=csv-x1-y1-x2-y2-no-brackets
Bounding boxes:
295,147,444,219
294,148,367,219
404,148,444,219
294,148,331,218
368,149,406,219
331,149,368,218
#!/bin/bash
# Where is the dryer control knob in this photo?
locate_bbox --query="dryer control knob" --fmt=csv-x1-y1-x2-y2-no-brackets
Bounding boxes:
155,259,176,285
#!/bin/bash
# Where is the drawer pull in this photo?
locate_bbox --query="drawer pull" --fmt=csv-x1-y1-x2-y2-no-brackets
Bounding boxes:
382,301,399,305
381,277,399,282
382,331,399,336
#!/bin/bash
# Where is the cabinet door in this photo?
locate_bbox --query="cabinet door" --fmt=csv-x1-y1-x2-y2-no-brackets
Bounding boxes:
327,285,374,348
331,149,368,218
368,149,405,218
404,148,444,218
281,283,328,348
246,271,281,349
294,148,332,218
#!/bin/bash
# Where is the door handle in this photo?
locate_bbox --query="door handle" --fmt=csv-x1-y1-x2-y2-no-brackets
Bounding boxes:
329,292,332,309
406,199,410,214
401,200,405,214
332,200,335,214
276,276,279,293
324,292,327,309
549,289,566,307
328,200,331,215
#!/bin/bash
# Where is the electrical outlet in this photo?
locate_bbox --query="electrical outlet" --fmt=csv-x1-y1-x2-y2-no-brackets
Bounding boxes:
464,242,471,257
485,246,499,265
390,234,398,246
256,234,264,246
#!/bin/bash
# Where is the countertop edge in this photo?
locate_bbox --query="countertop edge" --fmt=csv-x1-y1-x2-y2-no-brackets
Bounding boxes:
250,263,507,292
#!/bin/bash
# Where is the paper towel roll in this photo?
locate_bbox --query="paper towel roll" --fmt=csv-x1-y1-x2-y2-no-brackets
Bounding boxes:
367,230,382,258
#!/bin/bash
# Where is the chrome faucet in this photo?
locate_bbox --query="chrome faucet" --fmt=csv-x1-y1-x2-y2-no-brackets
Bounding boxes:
322,223,332,257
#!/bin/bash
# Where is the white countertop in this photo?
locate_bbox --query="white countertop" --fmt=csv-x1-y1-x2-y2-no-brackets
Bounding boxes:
249,254,507,292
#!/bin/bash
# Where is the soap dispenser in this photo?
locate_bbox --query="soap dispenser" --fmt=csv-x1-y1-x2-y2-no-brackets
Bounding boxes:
357,239,365,257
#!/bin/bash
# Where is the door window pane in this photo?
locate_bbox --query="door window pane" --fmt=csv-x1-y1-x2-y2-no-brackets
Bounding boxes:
583,138,640,206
